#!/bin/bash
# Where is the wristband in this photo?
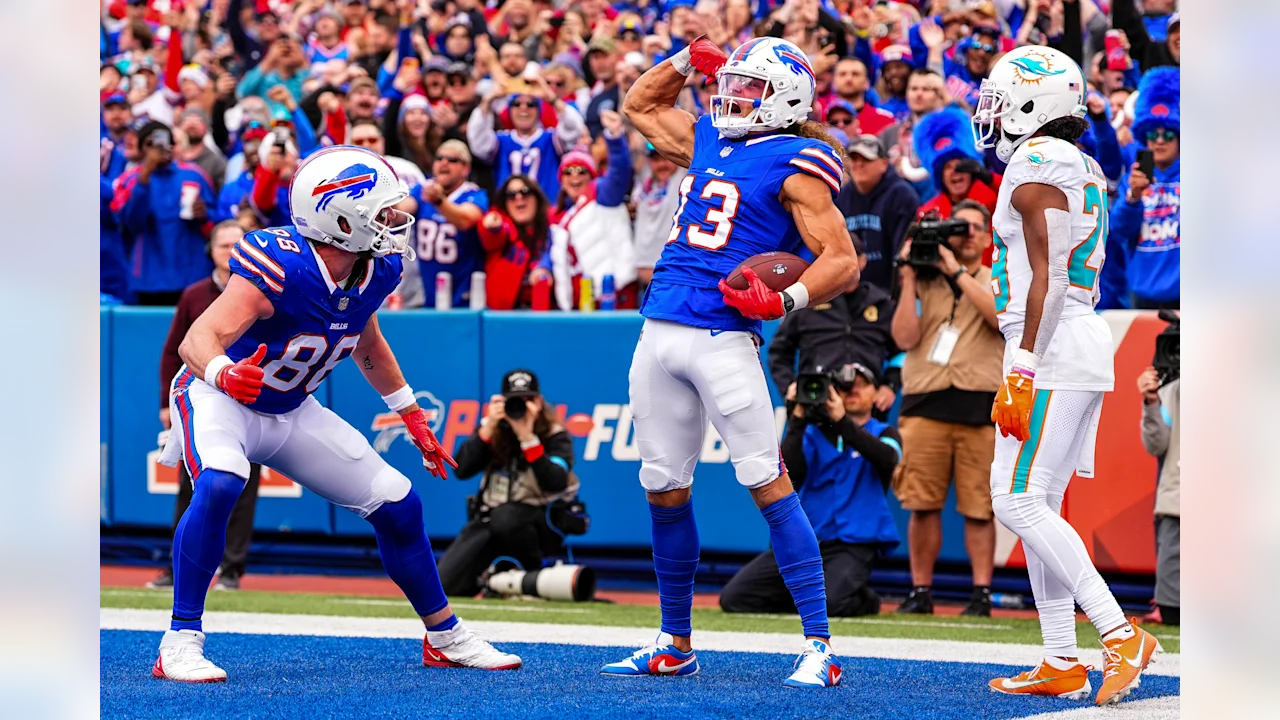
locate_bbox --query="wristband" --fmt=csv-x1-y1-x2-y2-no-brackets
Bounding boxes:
780,282,810,314
382,385,417,412
519,436,543,450
204,355,233,387
670,46,694,76
1011,349,1040,378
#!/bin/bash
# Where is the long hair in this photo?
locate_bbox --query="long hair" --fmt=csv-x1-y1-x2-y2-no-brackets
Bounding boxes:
785,120,847,163
498,174,552,258
489,396,561,469
398,109,444,174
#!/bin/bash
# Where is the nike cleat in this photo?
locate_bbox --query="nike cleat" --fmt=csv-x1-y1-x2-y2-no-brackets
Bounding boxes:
152,629,227,683
1096,623,1161,705
783,639,842,689
423,620,523,670
600,633,700,677
989,660,1092,699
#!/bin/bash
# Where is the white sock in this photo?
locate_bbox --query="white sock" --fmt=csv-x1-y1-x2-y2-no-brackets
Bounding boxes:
992,492,1128,643
1043,655,1077,670
1102,623,1136,643
1026,494,1080,659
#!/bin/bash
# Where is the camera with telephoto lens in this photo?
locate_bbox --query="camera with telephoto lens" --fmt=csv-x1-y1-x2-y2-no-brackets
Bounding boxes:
504,396,529,420
794,367,853,423
902,210,969,270
483,561,596,602
1152,309,1179,385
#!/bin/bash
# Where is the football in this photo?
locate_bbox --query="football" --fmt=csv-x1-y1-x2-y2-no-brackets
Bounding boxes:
725,252,810,292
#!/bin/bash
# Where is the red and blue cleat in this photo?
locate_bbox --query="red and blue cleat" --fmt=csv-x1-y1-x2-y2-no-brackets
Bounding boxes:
600,633,700,677
782,639,842,689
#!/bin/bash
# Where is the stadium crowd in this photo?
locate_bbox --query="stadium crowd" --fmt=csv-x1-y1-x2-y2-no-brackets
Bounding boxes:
100,0,1179,312
102,0,1180,618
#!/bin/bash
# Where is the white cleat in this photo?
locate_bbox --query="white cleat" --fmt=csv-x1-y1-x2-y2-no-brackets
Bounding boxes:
423,620,523,670
152,629,227,683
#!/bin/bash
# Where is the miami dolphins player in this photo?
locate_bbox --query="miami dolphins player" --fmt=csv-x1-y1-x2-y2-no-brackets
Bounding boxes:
601,37,858,688
972,46,1159,705
153,145,522,682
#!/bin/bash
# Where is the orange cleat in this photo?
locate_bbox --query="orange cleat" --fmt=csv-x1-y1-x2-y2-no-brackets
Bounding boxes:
989,660,1092,700
1096,623,1161,705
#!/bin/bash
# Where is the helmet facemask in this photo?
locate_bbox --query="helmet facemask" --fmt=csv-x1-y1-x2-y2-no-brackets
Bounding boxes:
711,71,775,139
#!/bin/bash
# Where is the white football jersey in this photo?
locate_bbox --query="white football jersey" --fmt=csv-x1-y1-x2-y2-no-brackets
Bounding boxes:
991,137,1114,391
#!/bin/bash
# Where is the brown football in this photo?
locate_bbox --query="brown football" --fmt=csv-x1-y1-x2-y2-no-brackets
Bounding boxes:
725,252,810,292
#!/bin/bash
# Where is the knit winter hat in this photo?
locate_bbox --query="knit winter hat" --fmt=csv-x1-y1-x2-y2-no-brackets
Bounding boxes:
559,148,597,177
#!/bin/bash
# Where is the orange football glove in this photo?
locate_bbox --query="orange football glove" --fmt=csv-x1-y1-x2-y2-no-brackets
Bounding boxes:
992,350,1041,442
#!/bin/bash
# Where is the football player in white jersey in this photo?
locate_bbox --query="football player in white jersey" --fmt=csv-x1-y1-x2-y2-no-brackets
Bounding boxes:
972,46,1159,706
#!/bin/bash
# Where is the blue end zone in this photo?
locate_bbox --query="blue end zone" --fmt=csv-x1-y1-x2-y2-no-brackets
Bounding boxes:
103,630,1179,719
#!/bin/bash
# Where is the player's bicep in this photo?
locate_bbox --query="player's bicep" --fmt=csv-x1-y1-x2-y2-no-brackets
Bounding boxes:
784,173,852,259
628,106,696,167
188,274,274,349
1011,182,1069,272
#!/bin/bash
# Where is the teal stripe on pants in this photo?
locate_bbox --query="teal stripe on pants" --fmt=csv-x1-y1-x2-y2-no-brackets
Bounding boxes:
1010,390,1053,494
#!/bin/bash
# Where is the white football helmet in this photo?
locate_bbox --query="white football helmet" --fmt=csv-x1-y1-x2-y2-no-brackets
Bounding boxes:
288,145,416,258
972,45,1087,162
711,37,816,139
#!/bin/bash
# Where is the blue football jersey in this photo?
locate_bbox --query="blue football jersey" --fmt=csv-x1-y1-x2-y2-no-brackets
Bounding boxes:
642,115,844,334
411,182,490,307
496,129,563,201
226,226,403,414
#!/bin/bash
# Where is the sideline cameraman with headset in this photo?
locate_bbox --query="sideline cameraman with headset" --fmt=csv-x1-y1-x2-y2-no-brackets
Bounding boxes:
437,370,583,597
1138,310,1180,625
719,364,902,618
889,201,1004,616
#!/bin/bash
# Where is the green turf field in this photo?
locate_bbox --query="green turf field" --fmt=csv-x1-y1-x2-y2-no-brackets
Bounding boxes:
100,587,1179,653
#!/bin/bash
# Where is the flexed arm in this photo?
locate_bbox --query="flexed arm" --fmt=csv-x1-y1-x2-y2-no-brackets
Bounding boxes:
622,36,726,167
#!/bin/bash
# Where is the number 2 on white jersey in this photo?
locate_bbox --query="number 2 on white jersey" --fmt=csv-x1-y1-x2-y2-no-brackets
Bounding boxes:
1069,183,1107,290
667,176,741,250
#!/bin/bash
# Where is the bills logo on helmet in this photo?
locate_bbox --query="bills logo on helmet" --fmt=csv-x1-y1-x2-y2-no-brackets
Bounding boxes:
1009,50,1067,85
773,46,814,81
312,163,379,211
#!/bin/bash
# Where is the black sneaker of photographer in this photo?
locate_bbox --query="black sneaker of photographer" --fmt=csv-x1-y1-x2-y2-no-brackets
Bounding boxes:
960,587,993,617
146,568,174,590
896,587,934,614
214,574,241,591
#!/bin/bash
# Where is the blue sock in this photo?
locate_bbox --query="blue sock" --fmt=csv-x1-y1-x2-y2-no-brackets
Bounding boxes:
171,469,245,632
367,490,450,619
650,499,699,639
427,615,459,632
762,493,829,639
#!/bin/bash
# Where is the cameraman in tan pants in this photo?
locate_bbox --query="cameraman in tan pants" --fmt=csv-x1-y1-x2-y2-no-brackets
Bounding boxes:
890,201,1004,616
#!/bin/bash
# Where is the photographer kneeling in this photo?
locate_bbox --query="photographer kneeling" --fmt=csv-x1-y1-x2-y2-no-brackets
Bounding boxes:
719,364,902,618
438,370,581,598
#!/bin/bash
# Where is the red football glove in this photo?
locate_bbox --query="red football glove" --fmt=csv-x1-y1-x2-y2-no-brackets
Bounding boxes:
718,267,786,321
402,407,458,480
213,344,268,405
688,35,728,80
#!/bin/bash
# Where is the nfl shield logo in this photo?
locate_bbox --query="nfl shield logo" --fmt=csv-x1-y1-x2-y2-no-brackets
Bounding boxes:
720,146,733,158
338,297,349,311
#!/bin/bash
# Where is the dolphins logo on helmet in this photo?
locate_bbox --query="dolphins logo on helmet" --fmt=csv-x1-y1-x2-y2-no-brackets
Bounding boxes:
1009,51,1067,86
312,163,379,211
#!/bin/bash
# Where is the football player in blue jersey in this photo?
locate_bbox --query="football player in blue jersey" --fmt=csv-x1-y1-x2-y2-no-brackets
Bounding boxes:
600,37,858,688
401,139,490,308
152,146,523,682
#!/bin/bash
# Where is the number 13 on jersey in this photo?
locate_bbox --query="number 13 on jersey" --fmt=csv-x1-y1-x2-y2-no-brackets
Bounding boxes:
667,175,742,250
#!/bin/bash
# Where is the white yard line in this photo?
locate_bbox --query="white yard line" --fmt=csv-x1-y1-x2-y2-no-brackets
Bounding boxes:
100,608,1178,677
330,599,590,614
1018,696,1179,719
723,612,1016,631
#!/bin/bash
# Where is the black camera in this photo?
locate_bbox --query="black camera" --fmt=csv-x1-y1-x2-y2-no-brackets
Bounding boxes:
904,211,970,268
795,367,853,422
504,395,530,420
1152,309,1179,385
